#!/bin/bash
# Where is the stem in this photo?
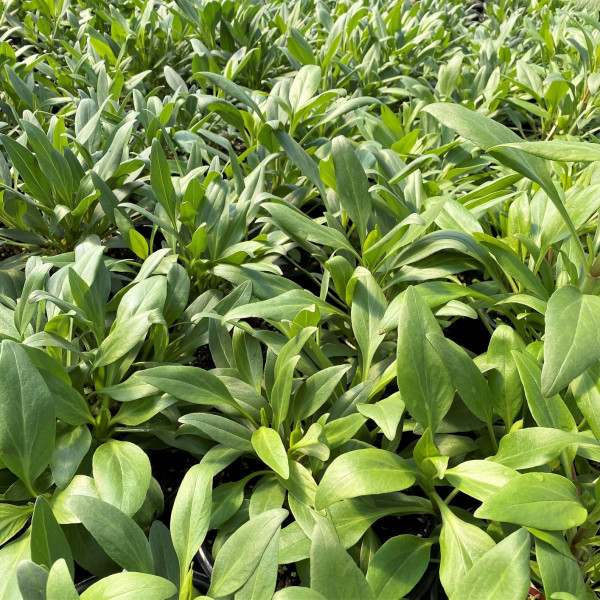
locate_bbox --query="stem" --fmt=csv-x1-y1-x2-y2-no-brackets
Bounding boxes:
487,422,499,452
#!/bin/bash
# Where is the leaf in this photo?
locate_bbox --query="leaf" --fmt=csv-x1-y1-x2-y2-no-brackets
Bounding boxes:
92,440,151,516
310,517,374,600
474,472,587,530
80,573,177,600
450,529,531,600
170,463,212,582
270,355,301,429
289,65,321,111
487,324,526,428
68,495,154,574
444,460,519,501
0,531,31,600
438,500,495,597
570,363,600,440
234,528,280,600
357,394,405,441
541,286,600,396
426,333,493,423
252,427,289,479
536,535,586,600
332,136,372,245
351,268,387,379
293,364,350,421
46,559,79,600
196,71,264,118
273,129,327,199
396,286,454,432
224,289,343,322
21,120,73,204
94,310,163,368
315,449,417,510
17,560,47,600
495,140,600,162
150,138,177,224
262,200,358,257
0,340,55,495
490,427,580,469
366,535,432,600
134,365,238,407
180,413,254,451
50,425,92,489
513,351,576,431
0,504,33,546
423,103,583,266
208,508,288,597
31,496,73,574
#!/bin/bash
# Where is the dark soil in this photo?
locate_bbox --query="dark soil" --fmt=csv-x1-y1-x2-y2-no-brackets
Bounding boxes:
443,315,491,355
190,345,215,369
0,243,26,261
104,245,138,261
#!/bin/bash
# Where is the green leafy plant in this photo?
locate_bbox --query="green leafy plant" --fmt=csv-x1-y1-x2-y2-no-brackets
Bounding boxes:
3,0,600,598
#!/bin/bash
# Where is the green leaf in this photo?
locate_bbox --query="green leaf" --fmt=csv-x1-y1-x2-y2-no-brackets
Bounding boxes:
234,528,280,600
310,517,374,600
180,413,254,451
196,71,264,119
490,427,580,469
92,440,151,516
315,449,417,510
171,463,212,582
293,364,350,421
426,333,493,423
0,531,31,600
0,504,33,546
208,508,288,597
224,289,343,322
134,365,239,407
68,495,154,573
46,559,79,600
271,355,301,429
570,363,600,440
513,351,576,431
351,268,387,380
474,472,587,530
0,340,55,495
31,496,73,574
423,103,585,267
536,535,586,600
17,560,47,600
444,460,519,501
495,140,600,162
541,286,600,397
21,120,74,204
263,202,358,257
150,138,177,224
396,287,454,432
487,324,526,428
366,535,432,600
273,129,326,199
437,499,495,597
450,529,531,600
50,424,91,489
252,427,289,479
14,262,52,337
332,136,372,245
94,310,163,368
358,394,405,441
80,573,176,600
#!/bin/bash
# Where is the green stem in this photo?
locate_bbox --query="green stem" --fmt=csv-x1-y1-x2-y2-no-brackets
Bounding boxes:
487,422,499,453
